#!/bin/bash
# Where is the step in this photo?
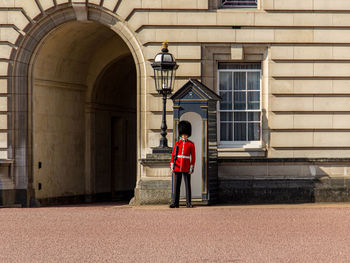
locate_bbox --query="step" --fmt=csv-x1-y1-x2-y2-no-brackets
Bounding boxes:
179,198,208,205
0,204,22,208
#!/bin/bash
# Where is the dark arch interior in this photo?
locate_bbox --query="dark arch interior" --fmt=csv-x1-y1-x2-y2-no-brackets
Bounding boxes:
93,54,137,201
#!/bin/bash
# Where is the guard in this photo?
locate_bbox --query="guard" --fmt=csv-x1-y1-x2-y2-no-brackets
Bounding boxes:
170,120,196,208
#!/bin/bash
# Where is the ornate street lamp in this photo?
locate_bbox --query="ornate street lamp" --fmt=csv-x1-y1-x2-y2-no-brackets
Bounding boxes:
151,41,179,153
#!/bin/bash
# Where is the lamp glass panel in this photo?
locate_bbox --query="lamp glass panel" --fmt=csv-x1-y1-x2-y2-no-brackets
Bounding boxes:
161,69,173,91
157,72,162,92
154,69,162,92
171,69,176,92
154,53,162,62
163,54,173,62
166,70,172,90
160,69,165,90
164,70,169,90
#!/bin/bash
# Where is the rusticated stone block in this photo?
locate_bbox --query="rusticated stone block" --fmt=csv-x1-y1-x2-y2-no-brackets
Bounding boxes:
132,178,172,205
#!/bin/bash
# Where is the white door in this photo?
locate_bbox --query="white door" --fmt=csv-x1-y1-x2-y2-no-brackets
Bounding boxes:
180,112,202,199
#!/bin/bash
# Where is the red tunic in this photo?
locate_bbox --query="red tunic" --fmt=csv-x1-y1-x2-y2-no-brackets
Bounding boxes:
170,139,196,173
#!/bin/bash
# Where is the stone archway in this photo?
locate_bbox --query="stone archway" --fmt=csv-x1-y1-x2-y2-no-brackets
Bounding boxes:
10,6,144,206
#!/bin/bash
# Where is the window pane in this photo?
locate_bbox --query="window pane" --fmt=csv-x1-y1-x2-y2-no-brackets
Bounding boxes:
219,72,232,91
218,65,262,144
220,112,233,121
222,0,257,8
234,123,246,141
247,92,260,110
234,112,246,121
248,112,260,121
234,72,246,91
220,92,232,110
234,92,246,110
247,72,260,90
248,123,260,141
220,123,233,141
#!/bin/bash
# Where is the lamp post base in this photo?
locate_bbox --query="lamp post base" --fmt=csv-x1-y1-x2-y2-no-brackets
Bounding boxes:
152,146,172,154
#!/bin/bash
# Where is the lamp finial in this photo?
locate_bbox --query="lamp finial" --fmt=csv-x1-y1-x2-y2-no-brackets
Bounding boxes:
162,41,169,52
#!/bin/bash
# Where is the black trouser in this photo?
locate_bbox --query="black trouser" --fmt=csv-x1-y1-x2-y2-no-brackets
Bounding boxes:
172,172,191,206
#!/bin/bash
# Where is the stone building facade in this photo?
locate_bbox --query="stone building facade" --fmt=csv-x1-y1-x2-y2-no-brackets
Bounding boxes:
1,0,350,206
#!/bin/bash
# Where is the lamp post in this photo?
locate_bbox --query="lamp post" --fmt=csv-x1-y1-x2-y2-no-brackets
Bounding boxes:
151,41,179,153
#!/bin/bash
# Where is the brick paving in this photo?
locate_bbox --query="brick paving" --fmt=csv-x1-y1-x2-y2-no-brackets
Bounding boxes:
1,203,350,262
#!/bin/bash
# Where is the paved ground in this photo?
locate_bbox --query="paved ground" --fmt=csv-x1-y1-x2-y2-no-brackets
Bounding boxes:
1,203,350,263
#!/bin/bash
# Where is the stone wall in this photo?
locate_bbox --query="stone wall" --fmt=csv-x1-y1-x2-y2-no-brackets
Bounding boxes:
2,0,350,159
33,80,85,199
219,159,350,203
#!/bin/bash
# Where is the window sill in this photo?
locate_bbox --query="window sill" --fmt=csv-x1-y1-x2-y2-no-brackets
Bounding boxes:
220,6,257,9
218,147,266,158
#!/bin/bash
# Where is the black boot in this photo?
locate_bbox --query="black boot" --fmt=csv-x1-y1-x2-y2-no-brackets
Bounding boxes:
169,203,179,208
170,172,181,209
184,173,192,208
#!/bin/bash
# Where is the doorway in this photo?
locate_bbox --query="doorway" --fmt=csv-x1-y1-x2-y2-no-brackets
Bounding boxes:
93,55,137,202
180,112,203,199
31,21,137,204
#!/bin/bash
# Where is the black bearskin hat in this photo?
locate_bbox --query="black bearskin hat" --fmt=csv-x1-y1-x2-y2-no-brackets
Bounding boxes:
178,120,192,137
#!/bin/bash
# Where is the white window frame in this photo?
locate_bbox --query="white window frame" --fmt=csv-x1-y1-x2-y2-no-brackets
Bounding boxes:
217,68,262,148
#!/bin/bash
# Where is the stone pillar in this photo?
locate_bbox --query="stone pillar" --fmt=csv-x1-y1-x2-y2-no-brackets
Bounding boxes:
132,154,172,205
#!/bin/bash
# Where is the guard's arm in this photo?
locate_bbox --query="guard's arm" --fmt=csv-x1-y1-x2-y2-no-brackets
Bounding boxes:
189,142,196,174
170,142,178,171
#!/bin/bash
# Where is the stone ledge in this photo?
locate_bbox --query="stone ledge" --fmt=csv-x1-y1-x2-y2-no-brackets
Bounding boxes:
0,159,14,166
218,158,350,163
139,153,171,166
220,178,316,188
218,148,267,158
218,178,350,204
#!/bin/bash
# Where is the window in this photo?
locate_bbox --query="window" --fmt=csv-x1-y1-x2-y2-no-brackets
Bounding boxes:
221,0,257,8
218,63,262,147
